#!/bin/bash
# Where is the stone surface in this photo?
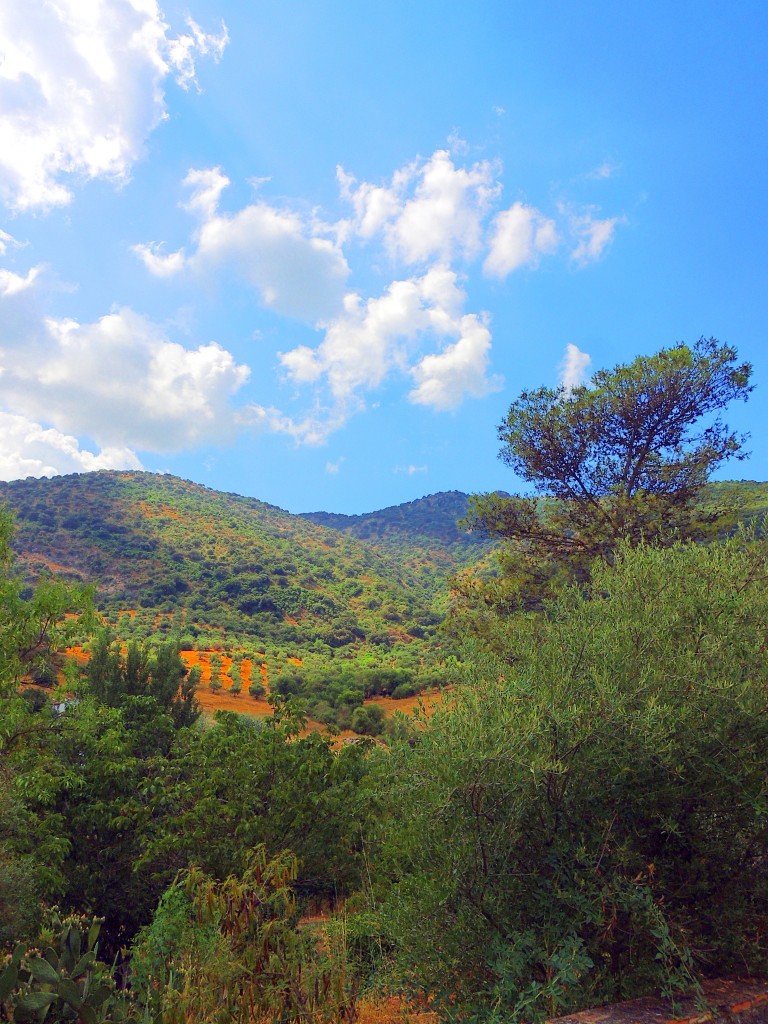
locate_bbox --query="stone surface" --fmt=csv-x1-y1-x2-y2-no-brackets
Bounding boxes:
549,979,768,1024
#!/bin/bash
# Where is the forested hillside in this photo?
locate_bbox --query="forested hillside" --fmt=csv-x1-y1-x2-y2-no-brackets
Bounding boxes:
0,472,479,660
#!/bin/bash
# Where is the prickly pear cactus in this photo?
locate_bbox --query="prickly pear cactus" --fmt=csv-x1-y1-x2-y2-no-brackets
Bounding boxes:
0,909,133,1022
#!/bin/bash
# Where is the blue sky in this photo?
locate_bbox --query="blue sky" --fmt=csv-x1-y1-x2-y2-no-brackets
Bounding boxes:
0,1,766,514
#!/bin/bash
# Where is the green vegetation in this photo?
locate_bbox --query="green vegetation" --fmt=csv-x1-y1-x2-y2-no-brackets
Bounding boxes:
0,471,454,668
464,338,753,610
375,534,768,1020
270,659,446,731
2,338,768,1024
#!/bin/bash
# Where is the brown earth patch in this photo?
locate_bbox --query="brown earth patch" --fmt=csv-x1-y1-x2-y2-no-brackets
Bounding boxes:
356,996,438,1024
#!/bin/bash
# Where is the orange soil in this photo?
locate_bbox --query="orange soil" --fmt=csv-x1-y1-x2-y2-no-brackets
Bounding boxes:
196,686,274,717
26,553,81,576
366,690,446,718
356,996,437,1024
137,500,182,520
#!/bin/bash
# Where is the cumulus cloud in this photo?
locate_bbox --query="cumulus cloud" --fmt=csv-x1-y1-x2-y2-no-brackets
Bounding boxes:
0,0,227,211
135,168,349,322
127,148,626,449
409,313,501,410
277,266,501,435
559,343,591,394
0,297,251,452
484,202,559,277
0,412,142,480
338,149,501,265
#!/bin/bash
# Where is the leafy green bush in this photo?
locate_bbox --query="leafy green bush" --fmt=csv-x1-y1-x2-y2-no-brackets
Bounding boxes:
377,533,768,1021
131,848,361,1024
350,704,385,737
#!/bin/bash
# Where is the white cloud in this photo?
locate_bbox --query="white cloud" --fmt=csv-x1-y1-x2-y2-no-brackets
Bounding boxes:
237,403,349,447
559,343,591,395
484,202,559,277
0,265,43,297
278,266,501,434
409,313,501,410
0,0,227,211
0,411,142,480
0,301,251,452
586,161,618,180
132,243,186,277
135,168,350,322
166,16,229,91
0,229,24,256
325,457,344,474
394,464,428,475
339,149,501,265
280,267,476,402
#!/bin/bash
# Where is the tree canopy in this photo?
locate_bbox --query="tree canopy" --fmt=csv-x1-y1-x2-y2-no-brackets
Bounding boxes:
379,532,768,1021
470,338,752,546
462,338,752,610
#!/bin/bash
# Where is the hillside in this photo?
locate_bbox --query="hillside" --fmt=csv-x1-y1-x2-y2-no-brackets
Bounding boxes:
2,473,765,669
0,472,477,665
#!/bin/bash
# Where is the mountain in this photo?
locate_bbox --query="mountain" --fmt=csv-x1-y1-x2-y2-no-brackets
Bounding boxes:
302,490,486,548
0,472,481,664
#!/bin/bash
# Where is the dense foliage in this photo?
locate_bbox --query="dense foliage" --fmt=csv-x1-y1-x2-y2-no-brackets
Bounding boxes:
376,534,768,1021
0,472,466,668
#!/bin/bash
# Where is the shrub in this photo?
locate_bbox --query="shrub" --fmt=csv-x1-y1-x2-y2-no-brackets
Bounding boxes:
378,534,768,1021
350,704,385,737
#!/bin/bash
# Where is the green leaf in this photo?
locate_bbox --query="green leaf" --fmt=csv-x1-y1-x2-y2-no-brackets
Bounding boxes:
14,990,57,1018
27,956,61,985
86,921,101,953
79,1003,98,1024
89,984,113,1008
57,977,83,1009
70,951,95,978
65,925,82,966
0,962,19,1001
